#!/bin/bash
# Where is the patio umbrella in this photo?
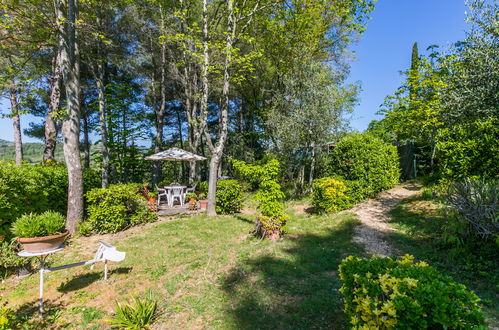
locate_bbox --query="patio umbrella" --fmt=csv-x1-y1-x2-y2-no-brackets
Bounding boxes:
145,147,207,161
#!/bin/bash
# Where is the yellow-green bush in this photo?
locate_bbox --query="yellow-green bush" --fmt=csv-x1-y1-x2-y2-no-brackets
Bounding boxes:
339,255,485,329
216,179,243,214
312,177,351,214
0,163,100,225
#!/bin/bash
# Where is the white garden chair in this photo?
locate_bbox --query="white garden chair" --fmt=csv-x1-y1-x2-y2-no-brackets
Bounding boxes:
185,183,197,196
170,186,184,207
156,185,170,206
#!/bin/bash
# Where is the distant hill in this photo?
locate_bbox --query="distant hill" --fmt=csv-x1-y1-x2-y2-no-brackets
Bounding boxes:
0,139,64,163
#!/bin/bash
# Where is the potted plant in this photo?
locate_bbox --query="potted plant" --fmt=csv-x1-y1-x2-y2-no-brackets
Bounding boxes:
198,193,208,210
12,211,68,253
185,193,198,204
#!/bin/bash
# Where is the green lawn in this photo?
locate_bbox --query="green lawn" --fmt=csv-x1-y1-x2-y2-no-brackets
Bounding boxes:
2,208,363,329
3,192,497,329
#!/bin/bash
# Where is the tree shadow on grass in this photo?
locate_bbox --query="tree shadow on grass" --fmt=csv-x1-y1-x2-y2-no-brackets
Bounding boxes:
221,218,363,330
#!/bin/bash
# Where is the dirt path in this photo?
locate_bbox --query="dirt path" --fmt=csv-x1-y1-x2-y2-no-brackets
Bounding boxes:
349,183,420,257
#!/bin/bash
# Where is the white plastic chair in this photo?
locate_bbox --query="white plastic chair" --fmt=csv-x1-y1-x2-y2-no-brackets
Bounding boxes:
170,187,184,207
185,183,197,195
156,185,169,206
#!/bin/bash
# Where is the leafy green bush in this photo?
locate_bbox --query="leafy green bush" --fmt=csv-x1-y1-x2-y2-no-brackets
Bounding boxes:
216,180,243,214
85,184,157,234
328,133,400,200
198,181,208,193
339,255,485,329
312,177,351,214
107,296,157,329
231,158,288,239
0,164,100,226
11,211,66,238
446,178,498,243
0,241,30,277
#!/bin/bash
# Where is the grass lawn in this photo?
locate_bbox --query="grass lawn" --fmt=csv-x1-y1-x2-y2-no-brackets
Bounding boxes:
1,206,363,329
386,194,499,328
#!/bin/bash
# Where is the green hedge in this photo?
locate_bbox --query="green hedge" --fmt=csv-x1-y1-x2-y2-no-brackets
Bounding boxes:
0,164,100,227
84,183,157,234
328,133,400,200
216,179,243,214
339,255,485,329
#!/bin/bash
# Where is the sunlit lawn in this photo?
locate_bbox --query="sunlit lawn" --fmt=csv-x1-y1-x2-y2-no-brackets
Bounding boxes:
2,207,362,329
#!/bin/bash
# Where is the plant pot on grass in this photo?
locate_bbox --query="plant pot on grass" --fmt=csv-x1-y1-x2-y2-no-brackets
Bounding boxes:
12,211,68,253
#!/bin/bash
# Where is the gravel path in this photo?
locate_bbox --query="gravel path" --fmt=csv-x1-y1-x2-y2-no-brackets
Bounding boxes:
349,183,420,257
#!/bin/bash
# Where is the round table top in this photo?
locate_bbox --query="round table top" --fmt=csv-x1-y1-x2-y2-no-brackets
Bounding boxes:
18,246,65,257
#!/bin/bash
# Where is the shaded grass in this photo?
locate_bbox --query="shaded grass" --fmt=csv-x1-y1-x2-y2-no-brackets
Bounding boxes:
2,210,361,329
386,194,499,327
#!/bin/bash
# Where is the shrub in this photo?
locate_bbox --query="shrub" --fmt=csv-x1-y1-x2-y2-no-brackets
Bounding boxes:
446,178,498,242
0,241,30,277
328,133,400,200
0,164,100,226
216,180,243,214
339,255,485,329
231,158,288,239
107,296,157,329
11,211,66,238
312,177,351,214
85,183,157,234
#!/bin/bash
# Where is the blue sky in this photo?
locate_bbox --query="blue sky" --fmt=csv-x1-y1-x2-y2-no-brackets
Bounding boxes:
0,0,468,142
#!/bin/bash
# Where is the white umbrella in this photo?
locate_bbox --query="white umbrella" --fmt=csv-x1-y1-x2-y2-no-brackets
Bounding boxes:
145,147,207,161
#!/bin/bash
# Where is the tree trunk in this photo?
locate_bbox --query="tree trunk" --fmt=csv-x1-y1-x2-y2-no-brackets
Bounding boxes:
96,63,109,187
82,106,90,168
94,10,110,187
153,11,167,185
205,0,234,216
44,48,61,162
10,88,23,166
58,0,83,234
308,142,315,193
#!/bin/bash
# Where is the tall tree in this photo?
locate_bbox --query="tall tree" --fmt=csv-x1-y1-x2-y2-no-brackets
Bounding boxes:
57,0,84,233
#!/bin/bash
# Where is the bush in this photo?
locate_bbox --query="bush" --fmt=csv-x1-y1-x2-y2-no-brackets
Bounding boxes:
446,178,498,242
85,183,157,234
328,133,400,200
339,255,485,329
11,211,66,238
216,180,243,214
0,164,100,227
231,158,288,239
312,177,351,214
0,241,30,277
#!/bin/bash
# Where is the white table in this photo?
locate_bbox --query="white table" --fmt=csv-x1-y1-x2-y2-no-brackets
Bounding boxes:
164,185,187,207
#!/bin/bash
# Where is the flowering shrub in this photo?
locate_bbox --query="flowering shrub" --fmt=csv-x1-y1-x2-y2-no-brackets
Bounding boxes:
84,184,157,234
339,255,485,329
216,180,243,214
312,177,351,213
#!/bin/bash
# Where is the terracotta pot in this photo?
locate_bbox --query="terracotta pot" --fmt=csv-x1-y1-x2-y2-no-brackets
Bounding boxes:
198,199,208,210
188,197,196,203
17,231,69,253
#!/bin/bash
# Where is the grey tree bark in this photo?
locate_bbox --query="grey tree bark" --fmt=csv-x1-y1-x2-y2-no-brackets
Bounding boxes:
57,0,84,234
205,0,235,216
10,88,23,166
44,47,61,162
